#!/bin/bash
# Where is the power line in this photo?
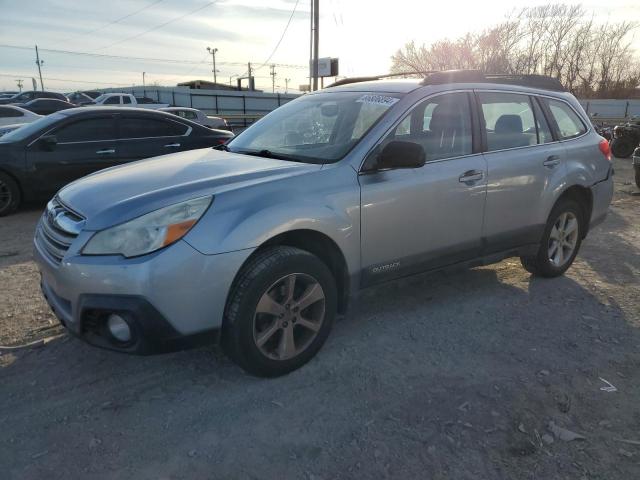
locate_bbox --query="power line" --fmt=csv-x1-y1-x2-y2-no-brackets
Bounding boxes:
94,1,217,51
49,0,165,48
0,44,307,69
254,0,301,71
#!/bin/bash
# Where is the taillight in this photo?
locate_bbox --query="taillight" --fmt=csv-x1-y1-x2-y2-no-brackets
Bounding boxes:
598,138,612,162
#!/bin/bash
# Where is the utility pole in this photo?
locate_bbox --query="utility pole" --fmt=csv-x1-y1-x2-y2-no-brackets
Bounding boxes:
270,64,276,93
206,46,218,85
312,0,319,91
35,45,44,91
142,72,146,86
285,78,290,93
247,62,253,91
15,79,23,92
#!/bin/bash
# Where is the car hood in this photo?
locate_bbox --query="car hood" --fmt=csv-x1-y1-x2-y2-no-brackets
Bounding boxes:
58,148,322,230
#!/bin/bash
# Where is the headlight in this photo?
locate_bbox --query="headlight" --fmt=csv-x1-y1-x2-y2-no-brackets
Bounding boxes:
83,196,212,257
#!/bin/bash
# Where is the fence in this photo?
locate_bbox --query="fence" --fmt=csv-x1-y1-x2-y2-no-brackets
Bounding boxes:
100,86,301,130
578,99,640,123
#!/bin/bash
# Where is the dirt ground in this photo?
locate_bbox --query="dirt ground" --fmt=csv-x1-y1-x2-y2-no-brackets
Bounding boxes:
1,158,639,479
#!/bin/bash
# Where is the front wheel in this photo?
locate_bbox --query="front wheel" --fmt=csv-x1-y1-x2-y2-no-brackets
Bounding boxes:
610,137,636,158
222,246,337,377
635,167,640,189
520,199,584,278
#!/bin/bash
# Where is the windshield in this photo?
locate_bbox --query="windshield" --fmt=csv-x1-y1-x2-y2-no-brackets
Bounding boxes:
94,94,110,103
227,91,402,164
0,112,65,142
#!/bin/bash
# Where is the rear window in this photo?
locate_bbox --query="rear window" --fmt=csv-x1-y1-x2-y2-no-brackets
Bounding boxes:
545,99,586,139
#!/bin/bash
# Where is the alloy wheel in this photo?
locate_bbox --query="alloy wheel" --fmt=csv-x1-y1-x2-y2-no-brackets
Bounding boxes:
548,211,579,267
253,273,326,361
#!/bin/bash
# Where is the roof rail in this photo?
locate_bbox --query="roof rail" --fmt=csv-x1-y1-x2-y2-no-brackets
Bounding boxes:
327,69,567,92
326,71,422,88
420,69,566,91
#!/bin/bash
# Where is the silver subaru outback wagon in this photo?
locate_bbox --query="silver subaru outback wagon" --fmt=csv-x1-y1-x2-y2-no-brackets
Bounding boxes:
34,71,614,377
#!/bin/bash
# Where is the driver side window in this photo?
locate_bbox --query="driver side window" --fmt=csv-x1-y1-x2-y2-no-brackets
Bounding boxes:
383,92,473,162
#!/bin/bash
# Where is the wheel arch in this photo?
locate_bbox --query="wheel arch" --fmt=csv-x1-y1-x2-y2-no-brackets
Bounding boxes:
232,229,352,314
0,166,24,202
552,184,593,238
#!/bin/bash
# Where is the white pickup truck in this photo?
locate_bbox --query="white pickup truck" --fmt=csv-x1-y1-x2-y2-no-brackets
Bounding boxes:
91,93,170,109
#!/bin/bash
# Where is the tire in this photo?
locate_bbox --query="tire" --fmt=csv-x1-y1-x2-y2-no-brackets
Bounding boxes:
222,246,337,377
0,171,21,217
635,167,640,189
610,137,636,158
520,199,584,278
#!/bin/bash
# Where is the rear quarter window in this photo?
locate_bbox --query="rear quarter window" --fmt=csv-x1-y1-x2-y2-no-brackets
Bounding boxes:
545,99,586,140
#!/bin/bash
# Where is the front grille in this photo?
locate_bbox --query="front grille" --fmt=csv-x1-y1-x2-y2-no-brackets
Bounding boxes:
36,198,84,264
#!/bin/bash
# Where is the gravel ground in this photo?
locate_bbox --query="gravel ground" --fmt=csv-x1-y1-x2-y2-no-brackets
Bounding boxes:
1,158,639,479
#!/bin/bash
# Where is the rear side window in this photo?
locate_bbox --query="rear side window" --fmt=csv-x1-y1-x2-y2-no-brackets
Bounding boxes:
103,96,120,105
54,117,117,142
545,99,586,139
0,107,23,118
478,92,537,151
122,96,132,104
119,117,188,139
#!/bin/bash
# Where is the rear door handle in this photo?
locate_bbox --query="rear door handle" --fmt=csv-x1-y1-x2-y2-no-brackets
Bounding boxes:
164,143,181,148
543,155,561,168
459,170,484,184
96,149,115,155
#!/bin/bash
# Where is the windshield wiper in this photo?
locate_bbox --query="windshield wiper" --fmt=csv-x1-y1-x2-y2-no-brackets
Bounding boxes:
213,144,229,151
235,149,301,161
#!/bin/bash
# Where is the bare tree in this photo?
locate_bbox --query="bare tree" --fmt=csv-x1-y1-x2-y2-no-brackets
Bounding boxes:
390,3,639,98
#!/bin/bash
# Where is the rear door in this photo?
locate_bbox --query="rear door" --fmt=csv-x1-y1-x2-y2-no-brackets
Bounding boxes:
115,114,191,163
477,91,567,252
26,115,118,195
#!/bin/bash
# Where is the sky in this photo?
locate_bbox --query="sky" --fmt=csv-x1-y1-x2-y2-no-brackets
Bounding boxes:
0,0,639,93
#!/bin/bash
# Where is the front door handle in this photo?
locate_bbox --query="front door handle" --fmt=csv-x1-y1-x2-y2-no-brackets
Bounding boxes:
164,143,181,148
459,170,484,184
543,155,561,168
96,148,115,155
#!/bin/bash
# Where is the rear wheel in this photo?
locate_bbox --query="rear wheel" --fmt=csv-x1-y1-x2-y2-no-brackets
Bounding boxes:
0,171,21,217
520,199,583,278
635,167,640,189
222,246,337,377
610,137,636,158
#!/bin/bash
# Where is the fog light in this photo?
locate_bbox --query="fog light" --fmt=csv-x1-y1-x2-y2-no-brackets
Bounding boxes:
107,314,131,343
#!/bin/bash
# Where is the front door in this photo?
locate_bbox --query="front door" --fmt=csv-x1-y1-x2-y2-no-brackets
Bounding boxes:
27,115,118,196
360,92,487,286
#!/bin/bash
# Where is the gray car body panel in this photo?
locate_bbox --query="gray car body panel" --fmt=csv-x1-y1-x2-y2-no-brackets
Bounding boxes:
35,79,613,337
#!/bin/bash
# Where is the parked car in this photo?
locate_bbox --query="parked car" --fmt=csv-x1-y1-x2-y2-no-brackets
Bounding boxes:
0,90,68,105
0,107,233,215
19,98,77,115
0,123,25,137
0,91,19,99
91,93,169,109
0,105,42,127
159,107,230,130
66,91,97,106
32,71,613,377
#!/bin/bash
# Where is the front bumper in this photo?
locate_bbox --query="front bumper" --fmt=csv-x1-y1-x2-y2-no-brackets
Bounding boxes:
34,235,254,354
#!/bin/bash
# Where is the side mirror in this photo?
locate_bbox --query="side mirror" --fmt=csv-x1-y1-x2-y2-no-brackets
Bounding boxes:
375,140,426,170
39,135,58,151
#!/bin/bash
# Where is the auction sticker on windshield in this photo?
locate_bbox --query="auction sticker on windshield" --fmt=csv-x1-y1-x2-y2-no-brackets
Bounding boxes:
356,94,399,107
